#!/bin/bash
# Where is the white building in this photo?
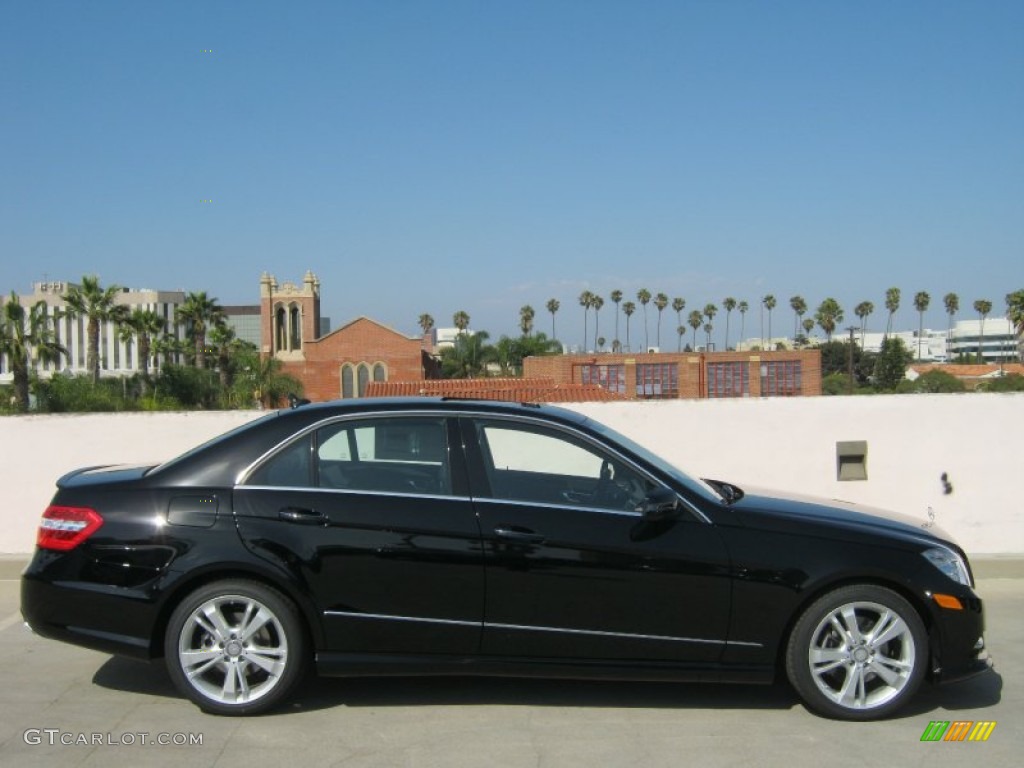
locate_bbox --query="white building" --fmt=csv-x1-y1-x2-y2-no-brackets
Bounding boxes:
0,280,186,381
947,318,1017,363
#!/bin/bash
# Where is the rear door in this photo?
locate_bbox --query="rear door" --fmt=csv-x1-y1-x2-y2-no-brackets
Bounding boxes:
463,416,732,663
234,414,484,654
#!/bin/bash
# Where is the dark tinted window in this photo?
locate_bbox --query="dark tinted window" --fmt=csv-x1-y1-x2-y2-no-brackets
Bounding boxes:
247,436,312,487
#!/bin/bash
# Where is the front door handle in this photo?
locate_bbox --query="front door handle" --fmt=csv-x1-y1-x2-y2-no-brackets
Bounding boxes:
494,527,545,544
278,507,327,525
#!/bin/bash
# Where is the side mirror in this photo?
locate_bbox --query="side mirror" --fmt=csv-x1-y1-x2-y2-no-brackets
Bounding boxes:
638,488,681,521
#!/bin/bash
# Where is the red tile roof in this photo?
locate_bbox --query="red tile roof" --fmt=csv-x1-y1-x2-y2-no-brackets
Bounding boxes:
364,378,629,402
910,363,1024,379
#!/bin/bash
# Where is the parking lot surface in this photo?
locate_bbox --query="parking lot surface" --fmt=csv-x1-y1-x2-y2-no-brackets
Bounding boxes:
0,557,1020,767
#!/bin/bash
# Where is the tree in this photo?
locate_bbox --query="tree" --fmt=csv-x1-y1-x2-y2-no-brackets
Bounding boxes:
493,331,560,375
762,295,776,347
546,298,560,340
720,297,736,351
591,295,604,348
117,308,165,391
703,323,713,350
440,330,494,378
703,304,718,350
884,287,901,338
453,310,470,336
654,292,669,349
688,310,702,350
943,292,959,355
854,301,874,349
814,298,844,342
802,317,815,340
417,313,435,334
1007,289,1024,362
789,296,807,340
622,301,636,351
973,299,992,362
0,293,65,410
235,351,303,409
913,291,930,361
175,291,224,369
519,305,535,337
578,290,594,351
610,289,623,349
62,275,128,384
676,325,686,352
912,369,965,394
637,289,652,351
208,321,239,392
672,298,686,351
737,300,749,347
874,337,912,390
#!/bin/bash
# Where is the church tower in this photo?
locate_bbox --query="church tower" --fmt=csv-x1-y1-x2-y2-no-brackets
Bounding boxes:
260,271,321,359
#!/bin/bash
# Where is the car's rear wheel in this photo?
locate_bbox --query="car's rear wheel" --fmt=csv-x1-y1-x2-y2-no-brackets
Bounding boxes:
786,584,927,720
165,580,308,715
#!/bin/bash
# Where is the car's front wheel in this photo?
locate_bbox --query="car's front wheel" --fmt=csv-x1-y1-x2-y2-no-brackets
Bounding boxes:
165,580,308,715
786,584,927,720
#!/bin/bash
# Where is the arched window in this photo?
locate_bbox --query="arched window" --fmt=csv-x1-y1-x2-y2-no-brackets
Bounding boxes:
373,362,387,382
341,364,355,399
275,306,287,353
289,304,301,350
357,363,370,397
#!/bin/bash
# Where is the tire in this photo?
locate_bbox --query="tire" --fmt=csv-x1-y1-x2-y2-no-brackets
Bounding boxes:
785,584,927,720
165,580,309,715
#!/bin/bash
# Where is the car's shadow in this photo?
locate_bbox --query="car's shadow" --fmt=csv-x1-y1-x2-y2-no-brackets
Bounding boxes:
91,657,1002,717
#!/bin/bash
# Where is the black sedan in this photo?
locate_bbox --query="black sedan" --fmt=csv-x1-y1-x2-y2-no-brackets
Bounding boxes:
21,398,991,719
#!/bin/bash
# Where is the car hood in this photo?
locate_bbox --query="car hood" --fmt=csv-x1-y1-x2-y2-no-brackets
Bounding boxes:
729,486,957,547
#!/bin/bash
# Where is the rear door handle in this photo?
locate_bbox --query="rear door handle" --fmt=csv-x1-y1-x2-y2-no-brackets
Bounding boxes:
494,527,545,544
278,507,327,525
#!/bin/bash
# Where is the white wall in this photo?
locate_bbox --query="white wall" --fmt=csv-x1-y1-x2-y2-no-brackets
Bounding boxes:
2,394,1021,555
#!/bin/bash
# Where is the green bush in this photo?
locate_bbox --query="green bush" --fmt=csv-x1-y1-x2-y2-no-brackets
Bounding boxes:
34,374,137,412
979,373,1024,392
912,369,966,393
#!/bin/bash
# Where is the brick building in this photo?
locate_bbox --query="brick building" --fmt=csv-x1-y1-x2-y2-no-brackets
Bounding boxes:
260,272,436,402
524,349,822,399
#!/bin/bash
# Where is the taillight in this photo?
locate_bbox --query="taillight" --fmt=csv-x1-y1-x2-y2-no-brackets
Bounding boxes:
37,506,103,551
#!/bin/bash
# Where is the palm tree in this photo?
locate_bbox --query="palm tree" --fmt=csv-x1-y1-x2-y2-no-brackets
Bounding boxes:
62,275,128,384
622,301,636,351
654,292,669,349
762,295,777,347
676,325,686,351
1007,290,1024,362
737,300,749,348
591,295,604,348
672,297,686,351
546,298,560,340
578,290,594,351
973,299,992,363
815,298,844,342
801,317,815,341
722,297,736,350
249,354,303,409
789,296,807,340
637,289,652,351
913,291,931,361
703,304,718,350
610,290,623,349
0,293,65,410
175,291,224,369
943,293,959,356
519,305,535,337
117,308,165,388
418,313,435,334
688,310,702,351
884,287,901,338
453,310,470,336
854,301,874,349
209,321,238,391
703,323,714,350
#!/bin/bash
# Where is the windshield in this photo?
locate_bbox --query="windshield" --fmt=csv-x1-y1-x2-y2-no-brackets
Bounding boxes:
584,418,725,505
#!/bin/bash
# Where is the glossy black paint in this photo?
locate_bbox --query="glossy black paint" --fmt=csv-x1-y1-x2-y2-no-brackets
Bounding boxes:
22,397,990,699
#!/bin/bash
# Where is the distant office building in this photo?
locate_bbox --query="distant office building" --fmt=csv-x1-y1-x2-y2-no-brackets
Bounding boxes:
0,280,186,381
948,318,1017,363
859,329,949,362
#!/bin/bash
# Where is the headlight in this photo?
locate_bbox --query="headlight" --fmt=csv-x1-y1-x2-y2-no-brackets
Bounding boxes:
922,547,972,586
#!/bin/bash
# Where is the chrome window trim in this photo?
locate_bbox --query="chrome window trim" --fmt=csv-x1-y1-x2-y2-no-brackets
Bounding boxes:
236,484,471,504
323,610,763,649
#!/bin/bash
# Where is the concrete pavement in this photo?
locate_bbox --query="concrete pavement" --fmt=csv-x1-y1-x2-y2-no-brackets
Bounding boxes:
0,557,1020,767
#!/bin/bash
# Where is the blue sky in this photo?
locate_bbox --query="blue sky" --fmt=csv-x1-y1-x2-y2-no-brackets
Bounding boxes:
2,0,1022,348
